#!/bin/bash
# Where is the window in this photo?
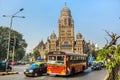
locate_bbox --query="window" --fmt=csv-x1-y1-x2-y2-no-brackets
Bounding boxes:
57,56,64,61
57,56,64,64
49,56,56,61
64,18,67,25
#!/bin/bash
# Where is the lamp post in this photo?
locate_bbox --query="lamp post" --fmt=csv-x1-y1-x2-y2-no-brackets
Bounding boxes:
3,8,25,72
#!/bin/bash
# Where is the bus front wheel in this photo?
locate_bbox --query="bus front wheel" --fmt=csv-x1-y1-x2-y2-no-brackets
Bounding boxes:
71,68,75,75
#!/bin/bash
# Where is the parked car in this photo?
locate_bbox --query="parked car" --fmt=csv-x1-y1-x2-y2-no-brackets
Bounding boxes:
98,61,105,68
24,62,47,77
11,61,17,65
91,61,102,70
17,61,26,65
0,62,12,72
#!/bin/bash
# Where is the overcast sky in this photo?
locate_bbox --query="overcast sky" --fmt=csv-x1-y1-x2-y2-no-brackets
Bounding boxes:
0,0,120,53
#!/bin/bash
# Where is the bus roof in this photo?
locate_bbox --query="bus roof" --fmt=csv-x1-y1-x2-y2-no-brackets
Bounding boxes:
48,51,88,56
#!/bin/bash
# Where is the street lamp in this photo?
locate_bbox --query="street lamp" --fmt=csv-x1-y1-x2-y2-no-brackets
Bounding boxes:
3,8,25,72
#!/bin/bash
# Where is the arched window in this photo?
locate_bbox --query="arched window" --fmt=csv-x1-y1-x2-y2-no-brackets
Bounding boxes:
69,18,71,26
64,18,67,25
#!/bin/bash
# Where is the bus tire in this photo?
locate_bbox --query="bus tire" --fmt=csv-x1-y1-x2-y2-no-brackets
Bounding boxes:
82,66,85,72
71,68,75,75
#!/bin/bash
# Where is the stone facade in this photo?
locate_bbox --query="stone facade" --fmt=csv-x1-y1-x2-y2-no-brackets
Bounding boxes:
45,6,84,54
34,6,98,58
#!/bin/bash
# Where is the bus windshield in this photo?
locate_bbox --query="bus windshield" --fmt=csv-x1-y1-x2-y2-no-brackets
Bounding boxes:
48,56,64,64
57,56,64,64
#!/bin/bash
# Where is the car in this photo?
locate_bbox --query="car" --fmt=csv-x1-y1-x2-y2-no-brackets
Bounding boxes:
91,61,102,70
11,61,17,65
17,61,26,65
24,62,47,77
98,61,105,68
0,62,12,72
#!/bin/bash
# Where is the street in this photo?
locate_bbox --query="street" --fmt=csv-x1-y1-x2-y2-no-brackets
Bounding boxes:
0,65,108,80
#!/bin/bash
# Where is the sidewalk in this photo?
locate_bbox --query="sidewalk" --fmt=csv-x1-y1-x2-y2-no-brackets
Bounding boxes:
0,72,18,76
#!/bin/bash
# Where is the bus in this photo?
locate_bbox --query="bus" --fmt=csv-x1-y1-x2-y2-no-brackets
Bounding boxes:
47,51,88,76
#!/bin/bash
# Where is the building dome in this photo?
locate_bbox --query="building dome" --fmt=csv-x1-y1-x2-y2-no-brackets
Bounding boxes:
50,32,56,39
61,7,71,16
76,32,82,39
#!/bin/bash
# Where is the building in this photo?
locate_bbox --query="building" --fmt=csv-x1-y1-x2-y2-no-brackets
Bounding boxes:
46,6,84,54
34,6,98,58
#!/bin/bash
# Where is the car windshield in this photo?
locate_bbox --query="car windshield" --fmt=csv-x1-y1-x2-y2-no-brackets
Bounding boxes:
0,62,6,66
31,63,39,68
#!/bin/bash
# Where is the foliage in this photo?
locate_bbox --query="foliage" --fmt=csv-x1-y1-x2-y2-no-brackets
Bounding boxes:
97,31,120,80
33,49,40,60
23,54,30,62
85,49,98,59
0,26,27,61
97,45,120,71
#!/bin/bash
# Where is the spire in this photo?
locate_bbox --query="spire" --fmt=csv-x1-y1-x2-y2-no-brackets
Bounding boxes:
53,30,54,33
65,2,67,7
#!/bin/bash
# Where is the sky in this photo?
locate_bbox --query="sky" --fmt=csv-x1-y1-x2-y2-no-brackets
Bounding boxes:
0,0,120,53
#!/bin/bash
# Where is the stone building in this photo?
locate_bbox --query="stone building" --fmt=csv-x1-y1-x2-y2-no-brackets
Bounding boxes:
34,6,98,58
45,6,84,54
34,40,45,58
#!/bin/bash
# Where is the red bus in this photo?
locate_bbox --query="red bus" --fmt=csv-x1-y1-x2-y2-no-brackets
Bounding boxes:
47,51,88,76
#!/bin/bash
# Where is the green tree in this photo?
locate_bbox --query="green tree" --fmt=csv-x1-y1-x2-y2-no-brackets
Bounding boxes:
0,28,8,61
92,50,99,59
0,26,27,61
33,49,40,60
97,31,120,80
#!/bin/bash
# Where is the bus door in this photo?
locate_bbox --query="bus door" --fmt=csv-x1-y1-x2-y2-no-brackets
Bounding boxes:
66,56,70,75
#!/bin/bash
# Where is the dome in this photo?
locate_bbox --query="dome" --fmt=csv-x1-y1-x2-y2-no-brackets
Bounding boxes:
76,32,82,39
50,32,56,39
51,32,56,36
61,7,71,16
62,7,70,12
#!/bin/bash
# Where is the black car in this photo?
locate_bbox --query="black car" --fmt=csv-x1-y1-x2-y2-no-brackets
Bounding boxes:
0,62,12,72
24,62,47,77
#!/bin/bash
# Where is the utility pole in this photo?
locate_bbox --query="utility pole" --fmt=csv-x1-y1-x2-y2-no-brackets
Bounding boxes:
3,8,25,72
12,35,16,71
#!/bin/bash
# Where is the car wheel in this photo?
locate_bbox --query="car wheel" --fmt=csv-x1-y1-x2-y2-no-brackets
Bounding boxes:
91,68,94,71
46,73,49,75
25,75,29,77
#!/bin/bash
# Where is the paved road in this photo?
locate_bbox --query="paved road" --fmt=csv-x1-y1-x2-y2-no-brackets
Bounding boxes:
0,65,108,80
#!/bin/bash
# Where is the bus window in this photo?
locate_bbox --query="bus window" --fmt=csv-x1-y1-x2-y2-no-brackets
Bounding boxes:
48,56,56,64
57,56,64,64
49,56,56,61
70,56,74,64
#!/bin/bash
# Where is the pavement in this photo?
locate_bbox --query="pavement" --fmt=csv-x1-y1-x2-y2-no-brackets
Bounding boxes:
0,71,18,76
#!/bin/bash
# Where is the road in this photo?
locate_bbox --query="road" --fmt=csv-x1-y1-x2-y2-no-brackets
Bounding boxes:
0,65,108,80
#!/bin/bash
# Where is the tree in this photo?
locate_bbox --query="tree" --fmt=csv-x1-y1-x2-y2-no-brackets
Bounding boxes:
33,49,40,60
97,31,120,80
0,26,27,61
0,27,8,61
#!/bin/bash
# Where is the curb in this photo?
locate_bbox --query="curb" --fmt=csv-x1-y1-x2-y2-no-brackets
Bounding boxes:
0,72,19,76
104,74,109,80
